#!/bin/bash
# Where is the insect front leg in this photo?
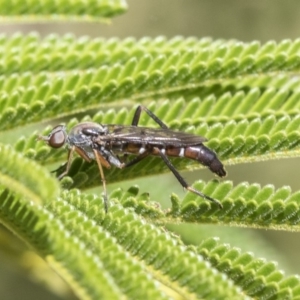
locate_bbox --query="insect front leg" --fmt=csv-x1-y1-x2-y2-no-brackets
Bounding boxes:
154,147,223,208
132,106,169,129
93,149,110,213
56,146,75,180
56,144,95,179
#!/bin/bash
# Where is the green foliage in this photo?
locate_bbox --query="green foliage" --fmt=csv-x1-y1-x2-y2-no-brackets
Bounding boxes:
0,144,59,204
0,2,300,300
0,0,127,21
198,237,300,299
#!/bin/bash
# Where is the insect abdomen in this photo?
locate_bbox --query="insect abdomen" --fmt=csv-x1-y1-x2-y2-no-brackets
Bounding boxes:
184,145,226,177
116,142,226,178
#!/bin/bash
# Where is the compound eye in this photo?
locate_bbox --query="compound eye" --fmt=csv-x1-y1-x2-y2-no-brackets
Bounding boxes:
48,130,66,148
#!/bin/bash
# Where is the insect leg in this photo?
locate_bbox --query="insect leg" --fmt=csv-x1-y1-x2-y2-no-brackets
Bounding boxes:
93,149,109,213
120,150,150,168
132,105,168,129
54,145,92,179
57,146,75,180
154,147,223,208
51,162,67,176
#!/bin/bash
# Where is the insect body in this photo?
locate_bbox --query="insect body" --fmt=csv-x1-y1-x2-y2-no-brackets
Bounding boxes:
39,106,226,212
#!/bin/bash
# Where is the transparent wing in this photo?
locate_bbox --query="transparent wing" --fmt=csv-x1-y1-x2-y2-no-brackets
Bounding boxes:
97,125,207,147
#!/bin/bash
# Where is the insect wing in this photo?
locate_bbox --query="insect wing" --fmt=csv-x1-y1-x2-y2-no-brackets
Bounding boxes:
98,125,207,147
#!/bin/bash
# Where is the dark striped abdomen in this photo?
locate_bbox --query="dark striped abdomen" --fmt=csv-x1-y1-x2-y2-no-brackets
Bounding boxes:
183,145,226,177
114,142,226,178
163,144,226,178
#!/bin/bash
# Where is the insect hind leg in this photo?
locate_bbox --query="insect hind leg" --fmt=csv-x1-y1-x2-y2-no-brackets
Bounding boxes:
120,150,150,168
154,147,223,208
132,106,168,129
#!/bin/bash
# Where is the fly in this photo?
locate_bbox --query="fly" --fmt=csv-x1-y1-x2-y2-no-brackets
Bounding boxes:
38,106,226,212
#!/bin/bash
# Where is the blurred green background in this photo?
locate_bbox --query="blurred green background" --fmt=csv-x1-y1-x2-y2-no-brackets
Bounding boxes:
1,0,300,299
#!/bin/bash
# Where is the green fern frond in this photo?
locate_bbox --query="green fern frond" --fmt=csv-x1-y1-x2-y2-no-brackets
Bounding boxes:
51,190,244,299
85,181,300,231
0,188,124,299
51,189,300,298
0,0,127,22
197,237,300,299
0,188,244,299
1,183,299,299
2,35,300,130
0,35,299,78
0,188,49,250
0,144,59,204
173,180,300,230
